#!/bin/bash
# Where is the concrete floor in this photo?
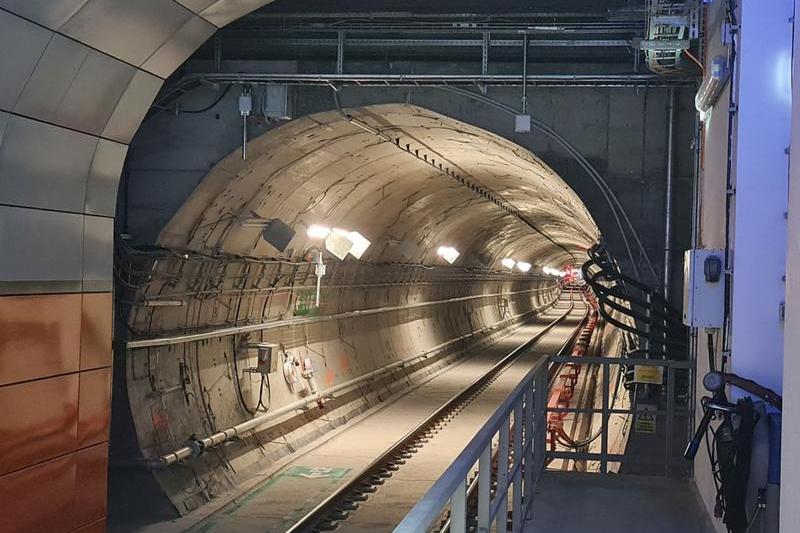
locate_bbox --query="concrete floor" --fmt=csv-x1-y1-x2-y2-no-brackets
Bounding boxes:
526,472,715,533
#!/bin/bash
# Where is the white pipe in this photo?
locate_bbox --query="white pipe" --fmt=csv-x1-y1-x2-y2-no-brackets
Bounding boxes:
663,87,676,298
153,292,561,467
127,285,559,349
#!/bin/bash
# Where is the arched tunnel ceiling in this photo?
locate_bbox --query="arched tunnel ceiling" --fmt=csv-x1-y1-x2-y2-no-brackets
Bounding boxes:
161,104,600,270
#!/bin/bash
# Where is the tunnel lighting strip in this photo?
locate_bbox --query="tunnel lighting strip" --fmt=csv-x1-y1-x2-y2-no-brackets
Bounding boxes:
127,286,559,349
334,106,576,259
154,295,563,468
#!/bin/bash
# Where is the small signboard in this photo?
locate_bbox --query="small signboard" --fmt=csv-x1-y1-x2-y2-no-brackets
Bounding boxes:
634,403,658,434
633,365,664,385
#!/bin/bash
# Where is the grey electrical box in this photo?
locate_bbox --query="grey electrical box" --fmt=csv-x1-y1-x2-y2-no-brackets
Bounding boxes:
255,343,279,374
515,114,531,133
682,249,725,328
264,84,291,119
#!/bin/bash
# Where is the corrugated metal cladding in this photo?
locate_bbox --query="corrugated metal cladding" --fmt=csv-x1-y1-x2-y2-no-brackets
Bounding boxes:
0,1,275,529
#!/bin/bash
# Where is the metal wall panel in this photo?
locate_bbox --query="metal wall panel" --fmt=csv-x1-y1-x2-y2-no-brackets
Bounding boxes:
0,115,96,212
141,15,216,78
0,442,108,532
73,518,107,533
12,33,91,121
0,452,76,532
82,214,113,292
80,292,113,370
86,139,126,217
78,368,111,447
175,0,219,16
0,205,83,294
73,443,109,529
0,374,79,475
0,0,90,30
15,34,136,135
0,293,81,386
200,0,275,27
102,69,163,144
0,10,51,110
60,0,196,70
0,111,8,145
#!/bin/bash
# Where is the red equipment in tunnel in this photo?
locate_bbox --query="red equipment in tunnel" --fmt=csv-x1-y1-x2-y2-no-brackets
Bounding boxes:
547,288,599,450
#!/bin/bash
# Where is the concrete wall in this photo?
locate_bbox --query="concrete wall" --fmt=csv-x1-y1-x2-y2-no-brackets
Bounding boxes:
114,102,598,518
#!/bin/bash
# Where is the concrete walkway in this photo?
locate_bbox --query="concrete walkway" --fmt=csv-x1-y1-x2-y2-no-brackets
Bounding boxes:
526,472,715,533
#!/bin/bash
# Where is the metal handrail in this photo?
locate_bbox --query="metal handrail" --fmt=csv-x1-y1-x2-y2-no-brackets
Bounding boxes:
547,355,692,476
395,353,550,532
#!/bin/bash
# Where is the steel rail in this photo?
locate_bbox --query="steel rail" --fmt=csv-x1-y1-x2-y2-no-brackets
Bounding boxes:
127,286,558,349
284,303,578,533
436,309,587,533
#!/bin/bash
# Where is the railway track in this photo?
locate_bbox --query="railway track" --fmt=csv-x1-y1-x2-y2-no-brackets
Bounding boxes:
283,300,588,533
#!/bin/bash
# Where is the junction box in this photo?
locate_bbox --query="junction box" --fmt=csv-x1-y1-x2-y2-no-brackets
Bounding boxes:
682,248,725,328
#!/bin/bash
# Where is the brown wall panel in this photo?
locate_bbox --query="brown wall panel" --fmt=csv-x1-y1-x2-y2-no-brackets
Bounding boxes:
80,292,112,370
70,518,106,533
78,368,112,448
0,443,108,533
72,443,108,530
0,293,81,386
0,374,79,476
0,453,76,532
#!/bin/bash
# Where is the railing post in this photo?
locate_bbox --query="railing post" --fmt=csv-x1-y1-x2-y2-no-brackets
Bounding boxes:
496,416,510,533
665,364,675,477
477,444,491,532
512,402,523,532
523,386,534,520
533,366,546,477
601,360,610,474
451,477,467,533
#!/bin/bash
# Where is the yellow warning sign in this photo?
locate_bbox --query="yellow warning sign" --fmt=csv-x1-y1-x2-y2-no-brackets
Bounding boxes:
635,403,658,434
633,365,664,385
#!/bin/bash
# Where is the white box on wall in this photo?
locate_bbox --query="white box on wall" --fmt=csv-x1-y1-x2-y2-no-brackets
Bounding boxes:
682,248,725,328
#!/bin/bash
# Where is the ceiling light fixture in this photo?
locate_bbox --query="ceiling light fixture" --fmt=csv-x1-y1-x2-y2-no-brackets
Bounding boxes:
334,228,371,259
501,258,516,270
437,246,460,264
307,224,332,239
517,261,531,273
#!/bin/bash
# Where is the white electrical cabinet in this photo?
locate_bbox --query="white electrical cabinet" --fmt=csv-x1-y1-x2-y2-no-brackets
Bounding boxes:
682,248,725,328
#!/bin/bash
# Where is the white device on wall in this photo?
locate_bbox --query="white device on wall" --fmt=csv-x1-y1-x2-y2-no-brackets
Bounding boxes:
682,248,725,328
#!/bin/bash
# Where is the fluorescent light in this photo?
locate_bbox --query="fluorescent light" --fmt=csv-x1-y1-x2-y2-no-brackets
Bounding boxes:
333,228,371,259
517,261,531,273
437,246,460,264
501,258,516,270
543,266,552,275
307,224,331,239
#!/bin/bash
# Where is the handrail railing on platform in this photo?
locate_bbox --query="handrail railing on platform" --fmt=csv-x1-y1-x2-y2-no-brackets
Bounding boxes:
547,355,692,476
395,354,692,532
394,357,549,533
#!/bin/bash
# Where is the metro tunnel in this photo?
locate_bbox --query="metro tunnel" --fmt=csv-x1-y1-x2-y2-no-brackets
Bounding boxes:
0,1,797,533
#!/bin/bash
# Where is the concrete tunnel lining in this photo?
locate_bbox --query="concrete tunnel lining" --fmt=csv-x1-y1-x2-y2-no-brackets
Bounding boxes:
119,102,602,515
0,1,663,528
160,103,598,267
